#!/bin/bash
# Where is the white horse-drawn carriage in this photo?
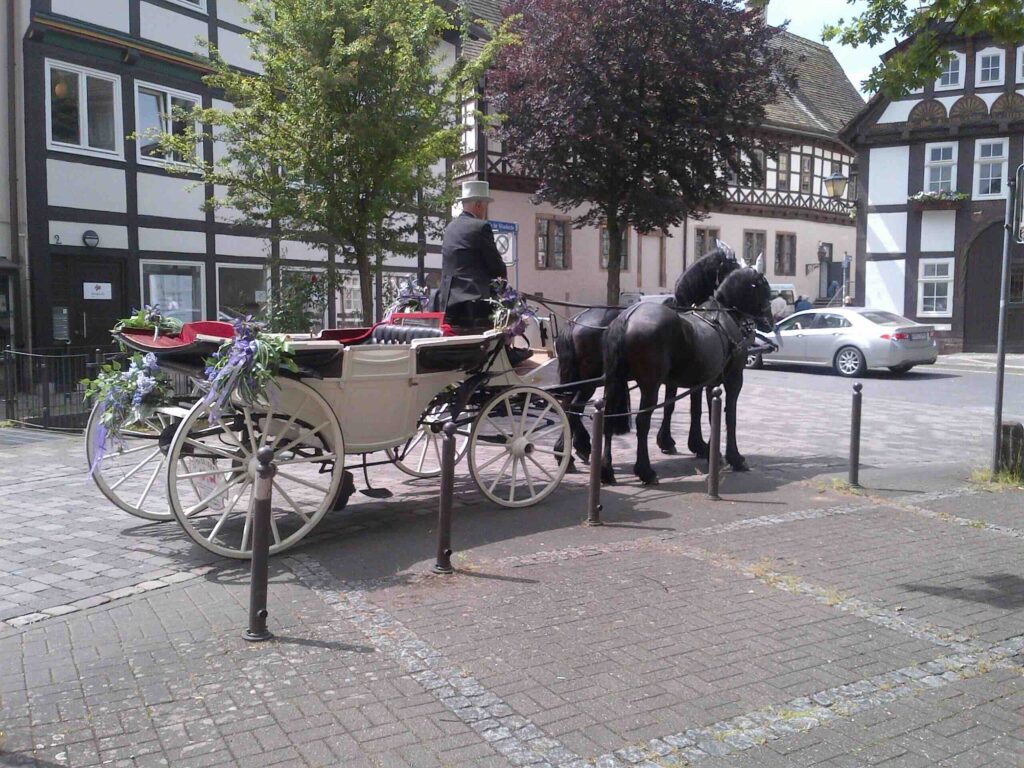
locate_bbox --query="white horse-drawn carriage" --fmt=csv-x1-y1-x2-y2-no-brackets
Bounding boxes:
86,314,570,558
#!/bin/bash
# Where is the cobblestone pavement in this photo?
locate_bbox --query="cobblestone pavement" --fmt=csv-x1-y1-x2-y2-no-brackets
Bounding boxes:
2,369,1023,767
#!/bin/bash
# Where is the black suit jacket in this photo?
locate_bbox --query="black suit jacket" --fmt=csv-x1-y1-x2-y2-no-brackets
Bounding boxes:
439,212,508,310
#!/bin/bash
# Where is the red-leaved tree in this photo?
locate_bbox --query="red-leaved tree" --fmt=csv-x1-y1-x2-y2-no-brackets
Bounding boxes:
488,0,789,304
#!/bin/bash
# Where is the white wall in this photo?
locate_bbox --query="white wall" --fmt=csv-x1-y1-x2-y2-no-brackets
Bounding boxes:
48,221,129,250
216,0,254,28
877,100,919,124
867,212,908,253
137,174,206,220
139,227,207,254
867,147,910,206
47,159,127,213
52,0,130,33
865,259,906,314
216,234,270,258
217,28,262,73
140,2,207,55
920,210,956,252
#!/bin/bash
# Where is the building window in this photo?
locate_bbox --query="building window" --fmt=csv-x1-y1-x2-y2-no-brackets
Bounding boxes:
217,264,266,321
799,155,812,194
135,82,200,166
936,53,963,90
924,142,957,192
141,261,205,323
742,230,766,266
694,227,720,259
1010,265,1024,304
774,233,796,276
975,48,1004,87
974,138,1008,198
776,153,790,191
599,227,629,270
917,258,954,316
1018,47,1024,84
167,0,208,11
536,216,571,270
45,60,122,158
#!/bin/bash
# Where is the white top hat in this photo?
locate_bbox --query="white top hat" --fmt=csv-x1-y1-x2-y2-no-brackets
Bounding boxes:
459,180,493,203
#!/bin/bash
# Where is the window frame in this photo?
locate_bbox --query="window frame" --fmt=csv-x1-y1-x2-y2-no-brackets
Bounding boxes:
774,232,797,277
799,155,812,194
134,80,202,168
973,137,1009,200
599,226,629,271
693,226,720,260
1009,263,1024,304
165,0,208,13
45,58,124,160
216,262,267,322
975,47,1005,88
742,229,766,267
139,259,207,323
935,51,965,91
535,215,572,270
775,153,790,191
923,141,958,193
916,257,954,318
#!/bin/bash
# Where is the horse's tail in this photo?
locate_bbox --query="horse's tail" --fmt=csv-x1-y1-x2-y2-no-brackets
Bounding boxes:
555,323,578,386
603,318,632,435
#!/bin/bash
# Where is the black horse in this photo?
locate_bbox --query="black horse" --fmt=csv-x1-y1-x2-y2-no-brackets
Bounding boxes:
601,266,775,485
554,247,741,466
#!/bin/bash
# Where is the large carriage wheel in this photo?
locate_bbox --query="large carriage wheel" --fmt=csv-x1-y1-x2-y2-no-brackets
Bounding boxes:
165,377,345,559
469,386,571,507
85,403,183,522
385,399,470,478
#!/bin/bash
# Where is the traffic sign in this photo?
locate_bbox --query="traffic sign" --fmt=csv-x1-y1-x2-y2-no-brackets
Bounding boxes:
489,220,519,266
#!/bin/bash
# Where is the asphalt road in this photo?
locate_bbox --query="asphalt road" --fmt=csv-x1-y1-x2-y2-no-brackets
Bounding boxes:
748,359,1024,421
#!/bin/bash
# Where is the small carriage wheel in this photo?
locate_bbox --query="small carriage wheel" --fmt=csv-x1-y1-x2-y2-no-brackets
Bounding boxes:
468,386,571,508
386,400,470,478
165,377,345,559
86,402,181,522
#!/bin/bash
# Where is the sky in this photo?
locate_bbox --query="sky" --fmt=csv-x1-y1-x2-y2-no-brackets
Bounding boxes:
766,0,893,97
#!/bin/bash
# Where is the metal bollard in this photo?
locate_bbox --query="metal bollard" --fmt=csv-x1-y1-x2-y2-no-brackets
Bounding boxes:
849,382,863,488
707,387,722,500
433,421,457,574
585,400,605,526
243,446,275,642
40,360,51,430
3,346,14,421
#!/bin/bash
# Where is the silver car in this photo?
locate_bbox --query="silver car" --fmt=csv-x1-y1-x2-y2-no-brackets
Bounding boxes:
747,308,938,377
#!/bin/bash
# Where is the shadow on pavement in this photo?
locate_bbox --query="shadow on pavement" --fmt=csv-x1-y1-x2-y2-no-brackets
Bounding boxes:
900,573,1024,610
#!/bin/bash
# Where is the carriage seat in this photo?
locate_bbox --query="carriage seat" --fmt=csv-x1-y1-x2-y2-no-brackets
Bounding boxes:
369,323,445,344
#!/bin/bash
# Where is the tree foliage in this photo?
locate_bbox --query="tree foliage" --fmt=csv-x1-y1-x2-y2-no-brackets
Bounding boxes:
820,0,1024,97
156,0,511,323
487,0,787,305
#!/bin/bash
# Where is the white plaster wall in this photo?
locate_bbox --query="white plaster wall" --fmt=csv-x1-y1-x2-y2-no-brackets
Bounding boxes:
47,159,126,213
138,227,207,254
868,147,910,206
280,240,327,263
865,259,905,314
920,210,956,252
140,2,207,55
48,221,129,250
52,0,130,33
877,100,919,124
979,92,1000,110
217,28,262,73
216,0,254,28
216,234,271,258
867,212,908,253
137,174,206,220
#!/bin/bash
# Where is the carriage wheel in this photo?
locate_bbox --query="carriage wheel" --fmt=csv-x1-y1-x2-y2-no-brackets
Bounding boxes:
165,377,345,559
385,400,470,478
469,387,571,508
85,403,180,522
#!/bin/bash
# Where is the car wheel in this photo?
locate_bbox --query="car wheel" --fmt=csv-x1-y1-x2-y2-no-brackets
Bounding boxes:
834,346,866,377
745,352,763,369
888,364,914,375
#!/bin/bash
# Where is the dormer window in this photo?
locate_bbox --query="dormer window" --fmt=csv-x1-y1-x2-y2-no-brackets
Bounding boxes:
975,47,1005,87
935,53,964,90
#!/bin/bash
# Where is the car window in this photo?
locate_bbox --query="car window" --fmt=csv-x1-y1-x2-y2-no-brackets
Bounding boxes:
860,311,912,326
814,313,852,329
777,314,808,331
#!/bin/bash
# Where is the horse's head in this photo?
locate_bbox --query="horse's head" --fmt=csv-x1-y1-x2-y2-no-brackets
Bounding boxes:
714,267,774,332
675,245,741,306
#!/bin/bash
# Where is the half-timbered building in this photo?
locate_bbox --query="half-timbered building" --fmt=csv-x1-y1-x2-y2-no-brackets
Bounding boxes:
841,33,1024,352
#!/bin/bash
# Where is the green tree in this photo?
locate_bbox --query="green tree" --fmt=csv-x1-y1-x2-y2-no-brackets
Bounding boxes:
819,0,1024,96
157,0,510,325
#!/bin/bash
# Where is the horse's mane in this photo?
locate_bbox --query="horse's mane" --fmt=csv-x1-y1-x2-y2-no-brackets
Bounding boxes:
674,248,740,307
713,267,768,309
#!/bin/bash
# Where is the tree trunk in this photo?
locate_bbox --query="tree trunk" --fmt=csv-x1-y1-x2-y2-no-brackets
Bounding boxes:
353,241,374,324
605,216,623,307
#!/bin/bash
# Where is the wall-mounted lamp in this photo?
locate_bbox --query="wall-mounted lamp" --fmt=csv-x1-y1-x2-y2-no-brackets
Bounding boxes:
824,170,849,200
82,230,100,248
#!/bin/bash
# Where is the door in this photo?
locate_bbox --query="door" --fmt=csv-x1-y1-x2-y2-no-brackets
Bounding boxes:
772,313,812,361
802,312,851,364
51,256,127,349
964,223,1024,352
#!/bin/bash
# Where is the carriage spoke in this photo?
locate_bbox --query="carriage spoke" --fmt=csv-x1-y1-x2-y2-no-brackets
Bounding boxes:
108,448,162,490
243,408,259,454
135,455,166,509
185,473,245,517
108,441,160,457
518,395,531,435
520,458,537,498
527,423,565,442
484,414,509,437
240,493,254,553
414,433,432,473
208,479,251,542
487,454,514,495
525,452,555,482
176,466,233,479
275,470,330,495
183,438,238,460
272,480,311,524
275,420,331,456
474,447,507,473
269,510,282,546
526,402,553,438
216,420,250,455
529,445,567,458
508,457,518,502
263,396,308,449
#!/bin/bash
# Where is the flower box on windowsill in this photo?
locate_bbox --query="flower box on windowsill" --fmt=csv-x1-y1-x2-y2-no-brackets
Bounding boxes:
909,194,967,211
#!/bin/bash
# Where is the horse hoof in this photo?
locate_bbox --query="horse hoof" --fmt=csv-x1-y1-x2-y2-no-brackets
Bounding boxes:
641,474,659,486
600,468,616,485
566,458,579,474
659,444,678,455
692,447,709,460
729,460,749,472
576,451,591,465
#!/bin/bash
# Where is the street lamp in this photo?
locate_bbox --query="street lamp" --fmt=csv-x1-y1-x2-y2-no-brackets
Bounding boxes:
824,170,849,200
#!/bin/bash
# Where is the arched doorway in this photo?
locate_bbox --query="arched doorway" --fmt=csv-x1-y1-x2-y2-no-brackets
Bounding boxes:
963,223,1024,352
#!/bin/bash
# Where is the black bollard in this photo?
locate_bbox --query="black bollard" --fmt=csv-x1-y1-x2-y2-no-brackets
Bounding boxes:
433,421,457,574
849,382,863,488
707,387,722,500
585,400,605,526
243,446,275,642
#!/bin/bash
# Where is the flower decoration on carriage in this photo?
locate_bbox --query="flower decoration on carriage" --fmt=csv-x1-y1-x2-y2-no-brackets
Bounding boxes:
384,280,431,319
202,316,298,420
83,352,176,475
113,305,184,341
488,278,538,341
